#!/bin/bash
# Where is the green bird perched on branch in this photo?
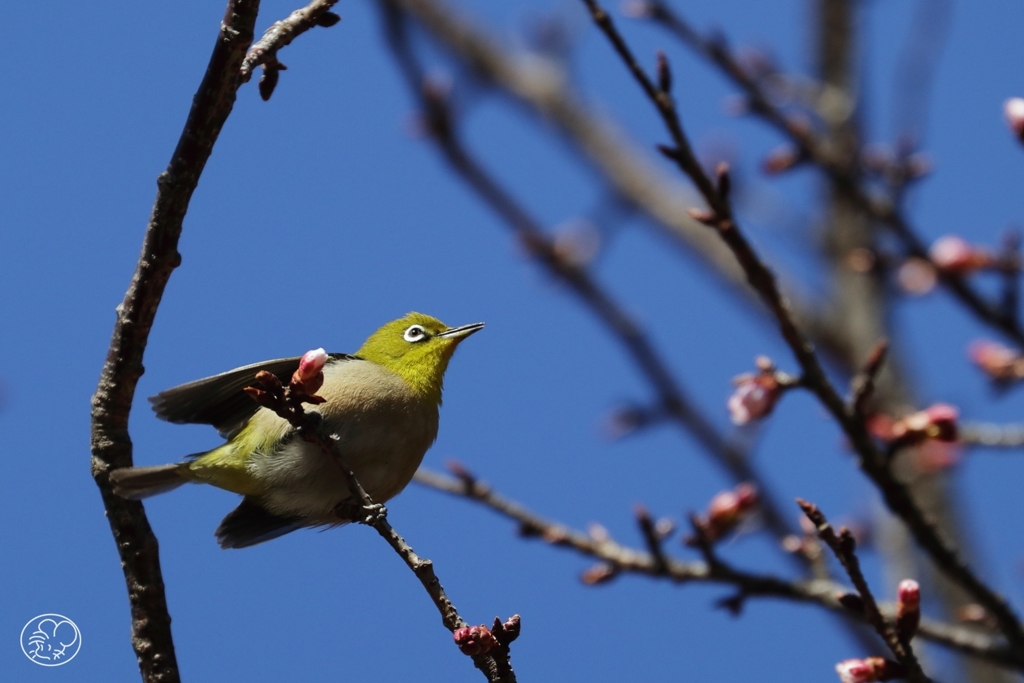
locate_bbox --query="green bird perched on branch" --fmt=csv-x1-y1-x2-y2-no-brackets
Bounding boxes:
110,312,484,549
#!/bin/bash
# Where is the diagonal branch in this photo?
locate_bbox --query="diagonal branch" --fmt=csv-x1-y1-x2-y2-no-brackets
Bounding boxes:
800,499,928,682
416,468,1024,671
577,0,1024,653
89,2,262,681
245,372,518,683
378,0,860,371
379,0,801,551
639,0,1024,349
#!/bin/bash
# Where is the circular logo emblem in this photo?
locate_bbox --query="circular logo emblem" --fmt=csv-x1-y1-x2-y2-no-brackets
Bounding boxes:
20,614,81,666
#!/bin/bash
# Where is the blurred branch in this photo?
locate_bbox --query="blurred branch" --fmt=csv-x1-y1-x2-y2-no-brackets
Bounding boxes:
89,2,261,681
578,0,1024,654
416,468,1024,671
638,0,1024,350
960,423,1024,449
376,0,858,369
378,0,803,550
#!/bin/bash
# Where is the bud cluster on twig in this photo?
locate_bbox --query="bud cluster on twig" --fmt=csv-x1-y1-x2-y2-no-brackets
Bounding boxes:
867,404,959,448
727,356,798,425
687,483,758,544
453,615,522,657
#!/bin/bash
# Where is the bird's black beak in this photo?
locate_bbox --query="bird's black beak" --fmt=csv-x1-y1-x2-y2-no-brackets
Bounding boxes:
438,322,485,340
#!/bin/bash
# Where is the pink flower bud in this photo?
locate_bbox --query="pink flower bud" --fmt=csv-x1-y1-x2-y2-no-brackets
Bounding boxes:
620,0,653,18
898,579,920,608
969,340,1024,381
879,403,959,445
1005,97,1024,138
580,563,618,585
702,483,758,541
291,347,327,394
453,625,498,656
836,658,880,683
296,348,327,380
761,145,802,175
895,257,937,295
921,404,959,442
896,578,921,640
929,235,993,273
728,376,781,425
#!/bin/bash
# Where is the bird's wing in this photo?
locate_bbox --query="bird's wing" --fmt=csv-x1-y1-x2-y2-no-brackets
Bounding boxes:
149,353,353,439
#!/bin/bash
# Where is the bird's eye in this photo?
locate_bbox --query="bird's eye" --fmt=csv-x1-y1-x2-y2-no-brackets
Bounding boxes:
403,324,427,342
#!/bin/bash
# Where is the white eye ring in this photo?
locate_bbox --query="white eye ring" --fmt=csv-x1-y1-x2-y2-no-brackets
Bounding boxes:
403,324,428,342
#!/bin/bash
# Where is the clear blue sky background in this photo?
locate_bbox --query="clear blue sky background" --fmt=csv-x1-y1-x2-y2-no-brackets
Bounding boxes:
3,0,1024,681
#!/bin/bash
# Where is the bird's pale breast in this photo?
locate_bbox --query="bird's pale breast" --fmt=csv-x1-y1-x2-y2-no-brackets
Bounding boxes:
246,358,439,518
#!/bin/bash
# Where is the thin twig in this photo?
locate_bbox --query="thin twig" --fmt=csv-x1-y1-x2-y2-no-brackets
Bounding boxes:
240,0,340,81
960,422,1024,449
641,0,1024,348
378,1,801,551
245,373,517,683
89,3,261,681
580,0,1024,651
799,499,928,682
415,469,1024,671
377,0,862,372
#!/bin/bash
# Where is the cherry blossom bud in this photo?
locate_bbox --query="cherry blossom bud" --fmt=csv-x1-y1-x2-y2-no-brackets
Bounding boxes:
781,535,805,553
292,347,327,394
728,375,782,425
581,563,618,585
620,0,653,18
969,340,1024,382
453,625,498,656
761,145,803,174
896,257,937,295
1005,97,1024,138
701,483,758,541
553,219,602,267
874,403,959,445
836,657,884,683
957,604,993,626
501,615,522,642
929,236,995,273
896,579,921,641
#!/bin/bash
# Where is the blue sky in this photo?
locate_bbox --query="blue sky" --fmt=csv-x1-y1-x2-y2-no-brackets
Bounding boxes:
3,0,1024,681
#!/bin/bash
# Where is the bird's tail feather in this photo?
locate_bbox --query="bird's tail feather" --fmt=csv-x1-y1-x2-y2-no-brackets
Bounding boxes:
110,464,188,499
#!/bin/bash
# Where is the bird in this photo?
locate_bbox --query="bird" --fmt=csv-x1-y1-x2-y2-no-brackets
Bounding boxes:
109,312,483,549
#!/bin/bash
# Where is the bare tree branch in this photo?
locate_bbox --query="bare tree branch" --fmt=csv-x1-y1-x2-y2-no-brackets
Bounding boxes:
577,0,1024,654
377,0,865,370
416,468,1024,671
377,1,804,552
244,371,518,682
89,2,262,681
639,0,1024,349
800,499,929,682
240,0,341,99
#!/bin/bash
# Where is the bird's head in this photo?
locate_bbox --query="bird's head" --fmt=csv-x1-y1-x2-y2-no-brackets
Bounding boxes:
355,312,484,404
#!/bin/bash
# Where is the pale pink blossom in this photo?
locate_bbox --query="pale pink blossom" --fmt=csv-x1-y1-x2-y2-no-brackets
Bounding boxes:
836,659,879,683
727,377,781,425
929,235,993,273
292,347,328,393
1005,97,1024,137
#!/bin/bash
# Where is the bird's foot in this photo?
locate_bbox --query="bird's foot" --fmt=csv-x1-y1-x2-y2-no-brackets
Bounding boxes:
335,500,387,525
